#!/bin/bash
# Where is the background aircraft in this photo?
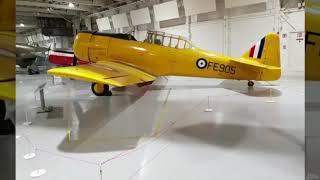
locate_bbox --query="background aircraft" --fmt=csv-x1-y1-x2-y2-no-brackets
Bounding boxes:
48,49,88,66
48,31,281,96
16,43,49,74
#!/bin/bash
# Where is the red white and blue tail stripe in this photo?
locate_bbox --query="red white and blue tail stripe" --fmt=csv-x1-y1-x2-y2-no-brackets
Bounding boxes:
249,37,266,59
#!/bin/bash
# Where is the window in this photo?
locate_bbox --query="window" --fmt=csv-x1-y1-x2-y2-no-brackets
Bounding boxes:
185,41,192,49
145,33,153,43
170,38,178,48
154,35,163,45
163,36,171,47
144,31,192,49
177,40,186,49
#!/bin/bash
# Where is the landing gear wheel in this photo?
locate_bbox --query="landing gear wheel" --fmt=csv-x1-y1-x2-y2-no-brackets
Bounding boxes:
248,81,254,87
28,68,39,75
91,83,112,96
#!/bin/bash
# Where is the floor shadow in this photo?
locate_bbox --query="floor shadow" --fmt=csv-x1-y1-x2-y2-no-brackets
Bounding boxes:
173,122,247,148
147,79,282,97
170,122,303,155
57,86,156,153
46,106,63,119
218,80,282,97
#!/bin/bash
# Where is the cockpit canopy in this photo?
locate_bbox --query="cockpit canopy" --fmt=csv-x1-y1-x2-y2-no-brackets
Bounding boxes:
144,31,193,49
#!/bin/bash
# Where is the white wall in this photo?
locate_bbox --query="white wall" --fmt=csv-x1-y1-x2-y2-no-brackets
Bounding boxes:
160,24,189,38
229,15,275,57
191,20,224,53
280,10,305,74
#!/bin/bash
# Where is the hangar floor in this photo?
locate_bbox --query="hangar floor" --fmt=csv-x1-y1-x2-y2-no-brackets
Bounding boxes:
16,74,304,180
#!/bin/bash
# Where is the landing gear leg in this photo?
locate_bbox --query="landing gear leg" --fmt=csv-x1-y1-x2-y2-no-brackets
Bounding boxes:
91,83,113,96
248,81,254,87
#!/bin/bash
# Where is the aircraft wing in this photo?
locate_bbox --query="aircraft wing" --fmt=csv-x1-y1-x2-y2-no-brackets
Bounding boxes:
0,57,15,100
47,61,157,87
0,81,15,100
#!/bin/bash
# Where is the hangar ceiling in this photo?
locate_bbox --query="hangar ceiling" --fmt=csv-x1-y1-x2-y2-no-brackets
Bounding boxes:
16,0,139,17
16,0,140,33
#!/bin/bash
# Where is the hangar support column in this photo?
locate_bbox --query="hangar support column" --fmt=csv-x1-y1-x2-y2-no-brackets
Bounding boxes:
72,18,81,37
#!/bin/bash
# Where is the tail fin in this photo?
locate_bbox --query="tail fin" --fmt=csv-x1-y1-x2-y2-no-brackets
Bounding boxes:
242,33,280,67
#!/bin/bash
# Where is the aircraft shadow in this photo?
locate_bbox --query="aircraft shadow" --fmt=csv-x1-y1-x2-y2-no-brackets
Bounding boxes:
57,85,160,153
147,79,282,97
168,122,303,155
218,80,282,97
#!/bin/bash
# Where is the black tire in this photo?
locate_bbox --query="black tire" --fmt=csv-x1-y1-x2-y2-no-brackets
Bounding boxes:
28,68,39,75
105,91,113,96
91,83,112,96
248,81,254,87
0,100,6,120
28,68,33,75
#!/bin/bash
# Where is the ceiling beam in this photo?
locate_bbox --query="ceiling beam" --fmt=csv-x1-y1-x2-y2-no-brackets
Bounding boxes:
49,0,107,7
17,12,65,18
17,1,92,12
17,6,79,16
87,0,144,17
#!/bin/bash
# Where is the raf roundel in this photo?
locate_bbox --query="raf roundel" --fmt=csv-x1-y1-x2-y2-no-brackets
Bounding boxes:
196,59,208,69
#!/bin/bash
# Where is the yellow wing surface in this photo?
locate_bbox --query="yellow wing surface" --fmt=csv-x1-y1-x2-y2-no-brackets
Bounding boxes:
48,61,156,87
0,57,15,100
0,81,15,100
0,0,16,100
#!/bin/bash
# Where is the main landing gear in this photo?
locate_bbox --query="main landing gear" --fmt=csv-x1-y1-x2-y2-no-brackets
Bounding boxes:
91,83,112,96
248,81,254,87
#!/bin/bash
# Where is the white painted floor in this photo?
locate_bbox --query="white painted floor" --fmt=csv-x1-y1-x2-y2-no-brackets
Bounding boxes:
16,74,304,180
306,81,320,179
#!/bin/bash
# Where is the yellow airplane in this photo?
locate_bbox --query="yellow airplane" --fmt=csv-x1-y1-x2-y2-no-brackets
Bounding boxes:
48,30,281,96
306,0,320,80
0,0,15,121
0,31,15,121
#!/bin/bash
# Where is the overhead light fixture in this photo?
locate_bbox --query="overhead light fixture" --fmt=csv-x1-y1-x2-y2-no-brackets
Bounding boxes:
20,23,25,27
68,2,75,8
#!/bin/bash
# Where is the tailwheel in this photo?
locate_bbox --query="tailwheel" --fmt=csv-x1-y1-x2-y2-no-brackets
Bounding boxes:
248,81,254,87
91,83,113,96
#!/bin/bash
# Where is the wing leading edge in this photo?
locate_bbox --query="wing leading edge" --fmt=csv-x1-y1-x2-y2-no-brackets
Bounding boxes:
47,61,157,87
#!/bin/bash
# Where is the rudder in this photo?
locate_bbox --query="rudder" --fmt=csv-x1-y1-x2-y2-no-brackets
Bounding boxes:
242,33,280,67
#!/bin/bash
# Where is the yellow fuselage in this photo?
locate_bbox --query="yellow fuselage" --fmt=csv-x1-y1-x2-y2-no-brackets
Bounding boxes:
74,33,280,81
306,1,320,80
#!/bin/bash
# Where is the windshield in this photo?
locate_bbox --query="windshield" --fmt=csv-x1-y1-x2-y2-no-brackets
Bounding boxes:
144,31,193,49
